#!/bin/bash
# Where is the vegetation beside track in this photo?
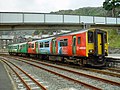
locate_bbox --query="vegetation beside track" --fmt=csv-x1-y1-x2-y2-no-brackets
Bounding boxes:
108,29,120,48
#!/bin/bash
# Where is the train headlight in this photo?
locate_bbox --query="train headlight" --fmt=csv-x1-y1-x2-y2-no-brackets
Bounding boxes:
105,49,107,52
89,49,94,53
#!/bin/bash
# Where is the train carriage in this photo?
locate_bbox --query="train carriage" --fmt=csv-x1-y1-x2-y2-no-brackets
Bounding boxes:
52,29,108,66
56,30,87,57
8,44,19,55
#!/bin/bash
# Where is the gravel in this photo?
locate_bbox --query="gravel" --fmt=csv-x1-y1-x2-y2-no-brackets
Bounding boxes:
2,57,120,90
9,59,88,90
27,61,120,90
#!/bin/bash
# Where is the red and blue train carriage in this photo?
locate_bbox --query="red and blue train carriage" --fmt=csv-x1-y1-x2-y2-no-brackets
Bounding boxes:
37,37,54,54
8,28,108,67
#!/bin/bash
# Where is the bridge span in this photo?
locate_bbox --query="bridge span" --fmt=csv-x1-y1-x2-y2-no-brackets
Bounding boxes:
0,12,120,30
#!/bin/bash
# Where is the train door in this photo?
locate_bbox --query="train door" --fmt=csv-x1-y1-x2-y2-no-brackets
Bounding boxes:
72,36,76,55
52,39,56,54
94,29,105,56
35,42,39,54
98,34,102,55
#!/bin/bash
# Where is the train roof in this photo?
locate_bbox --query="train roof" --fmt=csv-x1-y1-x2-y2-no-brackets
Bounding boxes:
36,29,88,40
38,28,105,39
62,29,88,36
36,37,55,42
9,28,105,46
8,43,19,46
18,42,27,45
28,41,36,43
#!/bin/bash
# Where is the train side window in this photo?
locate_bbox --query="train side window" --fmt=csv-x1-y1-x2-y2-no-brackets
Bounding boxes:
60,39,68,47
23,44,25,48
45,41,49,47
64,39,68,46
88,31,94,43
60,40,64,47
78,37,81,44
40,42,43,48
20,45,22,49
14,46,17,49
32,44,34,48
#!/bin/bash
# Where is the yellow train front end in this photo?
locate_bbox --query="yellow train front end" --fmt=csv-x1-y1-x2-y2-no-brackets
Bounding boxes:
86,29,108,66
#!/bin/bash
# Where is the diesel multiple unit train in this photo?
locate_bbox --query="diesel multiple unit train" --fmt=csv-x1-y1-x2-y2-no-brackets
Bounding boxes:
8,28,108,67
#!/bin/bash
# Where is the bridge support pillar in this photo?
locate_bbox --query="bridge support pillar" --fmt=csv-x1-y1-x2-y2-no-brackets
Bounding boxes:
82,23,91,29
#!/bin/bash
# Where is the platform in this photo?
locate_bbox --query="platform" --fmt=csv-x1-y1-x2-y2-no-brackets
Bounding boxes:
107,54,120,59
0,61,14,90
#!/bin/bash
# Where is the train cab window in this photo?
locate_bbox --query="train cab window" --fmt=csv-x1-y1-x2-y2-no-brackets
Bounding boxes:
60,39,68,47
104,33,107,43
20,45,22,49
40,42,43,48
78,37,81,44
29,44,31,48
88,31,94,43
14,46,17,49
45,41,49,47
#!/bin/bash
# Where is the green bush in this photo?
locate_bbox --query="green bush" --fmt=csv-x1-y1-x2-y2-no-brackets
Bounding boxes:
108,29,120,48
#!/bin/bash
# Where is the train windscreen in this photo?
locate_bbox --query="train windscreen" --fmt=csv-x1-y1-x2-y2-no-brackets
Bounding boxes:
88,31,94,43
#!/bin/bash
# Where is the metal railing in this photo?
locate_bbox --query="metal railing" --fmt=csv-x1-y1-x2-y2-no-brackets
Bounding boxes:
0,12,120,25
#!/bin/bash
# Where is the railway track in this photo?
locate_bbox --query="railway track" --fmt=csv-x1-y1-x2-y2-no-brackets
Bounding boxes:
12,55,120,78
83,68,120,78
1,56,120,90
107,68,120,73
13,56,120,85
1,59,47,90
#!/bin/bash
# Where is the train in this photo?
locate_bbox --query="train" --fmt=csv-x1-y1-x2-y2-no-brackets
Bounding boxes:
8,28,108,67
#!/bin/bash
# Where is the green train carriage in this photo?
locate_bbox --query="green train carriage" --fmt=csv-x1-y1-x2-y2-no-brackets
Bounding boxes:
17,42,28,55
8,44,19,55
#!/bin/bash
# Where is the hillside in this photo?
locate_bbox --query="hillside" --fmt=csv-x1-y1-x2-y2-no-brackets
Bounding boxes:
51,7,120,17
108,29,120,54
51,7,108,17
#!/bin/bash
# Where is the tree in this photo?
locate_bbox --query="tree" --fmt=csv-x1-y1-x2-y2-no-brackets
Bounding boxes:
103,0,120,17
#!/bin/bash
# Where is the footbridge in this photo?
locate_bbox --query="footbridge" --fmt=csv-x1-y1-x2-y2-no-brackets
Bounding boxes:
0,12,120,30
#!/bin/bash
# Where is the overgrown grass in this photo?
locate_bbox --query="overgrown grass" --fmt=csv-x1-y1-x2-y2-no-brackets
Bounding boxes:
108,29,120,48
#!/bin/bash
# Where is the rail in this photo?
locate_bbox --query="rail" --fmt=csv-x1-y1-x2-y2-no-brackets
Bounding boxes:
1,59,47,90
0,12,120,25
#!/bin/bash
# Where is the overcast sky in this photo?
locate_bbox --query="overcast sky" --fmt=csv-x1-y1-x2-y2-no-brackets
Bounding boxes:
0,0,105,13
